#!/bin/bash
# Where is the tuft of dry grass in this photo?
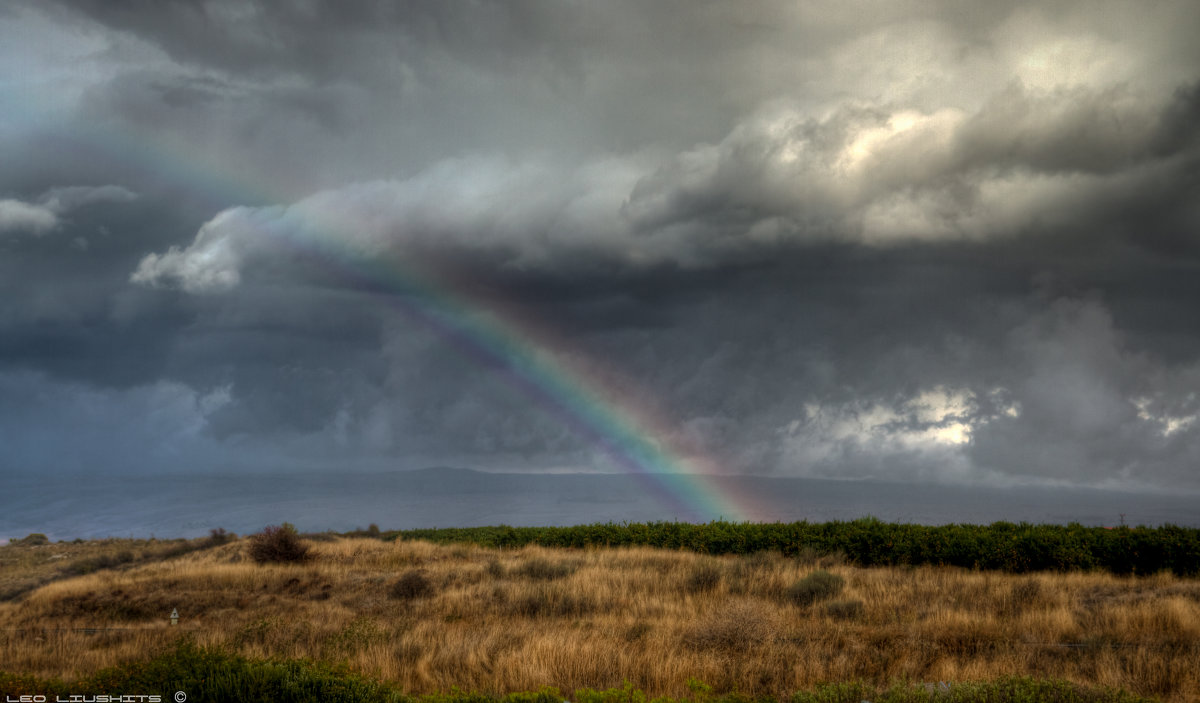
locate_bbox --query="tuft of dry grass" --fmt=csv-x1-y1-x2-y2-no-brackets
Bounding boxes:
683,561,723,594
682,599,779,651
512,557,579,581
389,570,433,601
1,537,1198,701
785,569,845,606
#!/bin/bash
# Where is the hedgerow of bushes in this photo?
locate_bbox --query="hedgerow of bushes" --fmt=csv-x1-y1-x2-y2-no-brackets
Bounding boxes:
387,519,1200,575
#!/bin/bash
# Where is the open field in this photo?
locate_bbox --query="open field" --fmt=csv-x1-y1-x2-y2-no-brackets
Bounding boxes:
1,533,1198,701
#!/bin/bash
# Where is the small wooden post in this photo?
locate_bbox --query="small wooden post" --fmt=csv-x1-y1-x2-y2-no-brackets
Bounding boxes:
170,608,179,626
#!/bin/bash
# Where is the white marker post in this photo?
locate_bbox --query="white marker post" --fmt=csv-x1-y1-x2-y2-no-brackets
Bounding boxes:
170,608,179,626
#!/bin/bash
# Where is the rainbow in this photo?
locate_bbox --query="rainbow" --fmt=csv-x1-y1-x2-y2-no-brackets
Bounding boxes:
20,98,766,523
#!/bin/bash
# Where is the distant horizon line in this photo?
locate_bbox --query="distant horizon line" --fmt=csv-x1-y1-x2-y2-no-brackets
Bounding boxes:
2,465,1192,496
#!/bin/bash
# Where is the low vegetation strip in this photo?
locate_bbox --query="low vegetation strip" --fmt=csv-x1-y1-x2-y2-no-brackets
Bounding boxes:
389,519,1200,575
0,643,1159,703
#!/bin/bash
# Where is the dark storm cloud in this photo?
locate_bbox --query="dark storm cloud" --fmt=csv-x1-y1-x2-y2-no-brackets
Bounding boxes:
0,370,235,476
35,0,583,83
23,0,1200,197
129,72,1200,288
4,0,1200,491
621,80,1200,252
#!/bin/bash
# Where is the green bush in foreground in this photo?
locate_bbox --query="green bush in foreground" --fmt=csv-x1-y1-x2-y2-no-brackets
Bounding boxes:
822,599,864,621
0,643,1160,703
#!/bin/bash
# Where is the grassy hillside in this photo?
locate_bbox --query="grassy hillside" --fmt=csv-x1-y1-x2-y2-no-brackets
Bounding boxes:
0,531,233,601
1,532,1198,701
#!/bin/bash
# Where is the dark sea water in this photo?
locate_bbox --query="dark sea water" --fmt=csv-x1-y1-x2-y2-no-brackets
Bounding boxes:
1,469,1197,542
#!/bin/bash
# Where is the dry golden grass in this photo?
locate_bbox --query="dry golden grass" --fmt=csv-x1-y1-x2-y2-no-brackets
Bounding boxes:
0,536,221,602
2,537,1198,701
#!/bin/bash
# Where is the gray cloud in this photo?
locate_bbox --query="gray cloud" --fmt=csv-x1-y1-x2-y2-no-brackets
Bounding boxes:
0,199,57,235
0,185,136,236
967,297,1200,488
0,370,234,475
40,184,138,212
24,0,1196,198
2,0,1199,494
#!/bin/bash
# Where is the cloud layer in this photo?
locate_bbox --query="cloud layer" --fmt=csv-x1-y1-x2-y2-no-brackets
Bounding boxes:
3,0,1200,493
131,75,1200,294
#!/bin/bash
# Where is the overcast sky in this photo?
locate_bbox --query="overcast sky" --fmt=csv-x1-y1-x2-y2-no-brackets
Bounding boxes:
2,0,1199,493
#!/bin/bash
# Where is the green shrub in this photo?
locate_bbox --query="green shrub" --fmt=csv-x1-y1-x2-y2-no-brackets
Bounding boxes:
248,524,311,564
786,570,844,606
822,599,863,620
390,569,433,600
14,533,49,546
